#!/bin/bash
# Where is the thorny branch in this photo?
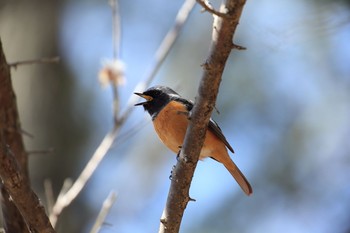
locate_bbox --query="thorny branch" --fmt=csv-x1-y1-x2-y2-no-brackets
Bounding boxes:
0,40,56,232
159,0,247,232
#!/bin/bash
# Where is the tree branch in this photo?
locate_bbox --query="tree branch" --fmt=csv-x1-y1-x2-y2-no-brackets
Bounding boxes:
89,191,117,233
0,39,55,232
49,0,196,227
8,56,60,69
158,0,247,232
0,134,56,233
197,0,230,18
49,128,119,227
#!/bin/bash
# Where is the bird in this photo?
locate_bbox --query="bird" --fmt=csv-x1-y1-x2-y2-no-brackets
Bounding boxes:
134,85,252,195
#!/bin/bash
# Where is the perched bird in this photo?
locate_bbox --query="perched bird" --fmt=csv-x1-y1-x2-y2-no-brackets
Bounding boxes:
135,85,252,195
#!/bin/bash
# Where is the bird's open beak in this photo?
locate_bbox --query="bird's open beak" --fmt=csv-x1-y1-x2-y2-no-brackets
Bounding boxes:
134,93,153,106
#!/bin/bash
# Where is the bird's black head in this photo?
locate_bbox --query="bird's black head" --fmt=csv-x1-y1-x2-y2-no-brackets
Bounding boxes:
134,86,180,119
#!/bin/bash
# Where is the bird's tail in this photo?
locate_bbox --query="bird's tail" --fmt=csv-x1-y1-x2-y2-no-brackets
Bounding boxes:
223,158,253,196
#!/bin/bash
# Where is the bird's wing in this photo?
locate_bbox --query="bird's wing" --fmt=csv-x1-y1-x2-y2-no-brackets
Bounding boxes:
174,97,234,153
208,118,234,153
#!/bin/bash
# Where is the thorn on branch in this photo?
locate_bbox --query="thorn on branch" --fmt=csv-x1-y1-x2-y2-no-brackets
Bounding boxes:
231,43,247,50
189,196,196,202
213,105,220,115
98,59,125,125
197,0,230,18
4,126,34,138
20,128,35,138
8,56,60,69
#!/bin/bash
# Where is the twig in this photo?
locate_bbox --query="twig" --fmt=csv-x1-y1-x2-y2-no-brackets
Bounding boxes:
99,1,124,124
90,191,117,233
110,0,121,60
158,0,247,232
49,0,195,227
57,178,73,199
120,0,197,125
49,128,119,227
19,128,35,138
8,56,60,69
4,126,34,138
44,179,55,216
51,2,124,225
111,0,122,123
0,118,55,233
232,43,247,50
196,0,230,18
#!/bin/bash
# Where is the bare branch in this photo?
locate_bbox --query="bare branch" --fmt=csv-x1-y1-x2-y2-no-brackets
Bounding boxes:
48,0,195,227
120,0,197,123
98,60,125,123
8,56,60,69
44,179,55,216
197,0,230,18
110,0,121,60
159,0,248,232
1,38,54,232
49,128,119,227
0,119,55,233
90,191,117,233
232,43,247,50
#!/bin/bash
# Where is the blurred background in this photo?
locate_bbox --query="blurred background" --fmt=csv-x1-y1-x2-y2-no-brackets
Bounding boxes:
1,0,350,232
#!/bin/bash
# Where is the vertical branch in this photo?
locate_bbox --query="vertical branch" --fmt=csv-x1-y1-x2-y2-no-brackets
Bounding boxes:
110,0,122,123
0,40,55,232
0,38,29,233
159,0,247,232
110,0,121,60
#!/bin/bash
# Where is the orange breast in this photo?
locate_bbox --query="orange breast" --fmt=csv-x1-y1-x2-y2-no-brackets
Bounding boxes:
153,100,228,160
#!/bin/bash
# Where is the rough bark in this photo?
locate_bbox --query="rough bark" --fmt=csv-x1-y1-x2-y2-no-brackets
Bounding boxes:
0,39,55,233
159,0,247,232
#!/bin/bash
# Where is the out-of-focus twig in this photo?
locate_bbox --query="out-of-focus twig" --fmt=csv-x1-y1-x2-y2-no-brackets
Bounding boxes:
49,0,195,227
49,129,119,227
111,0,122,123
8,56,60,69
90,191,117,233
120,0,197,123
44,179,55,216
110,0,121,60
